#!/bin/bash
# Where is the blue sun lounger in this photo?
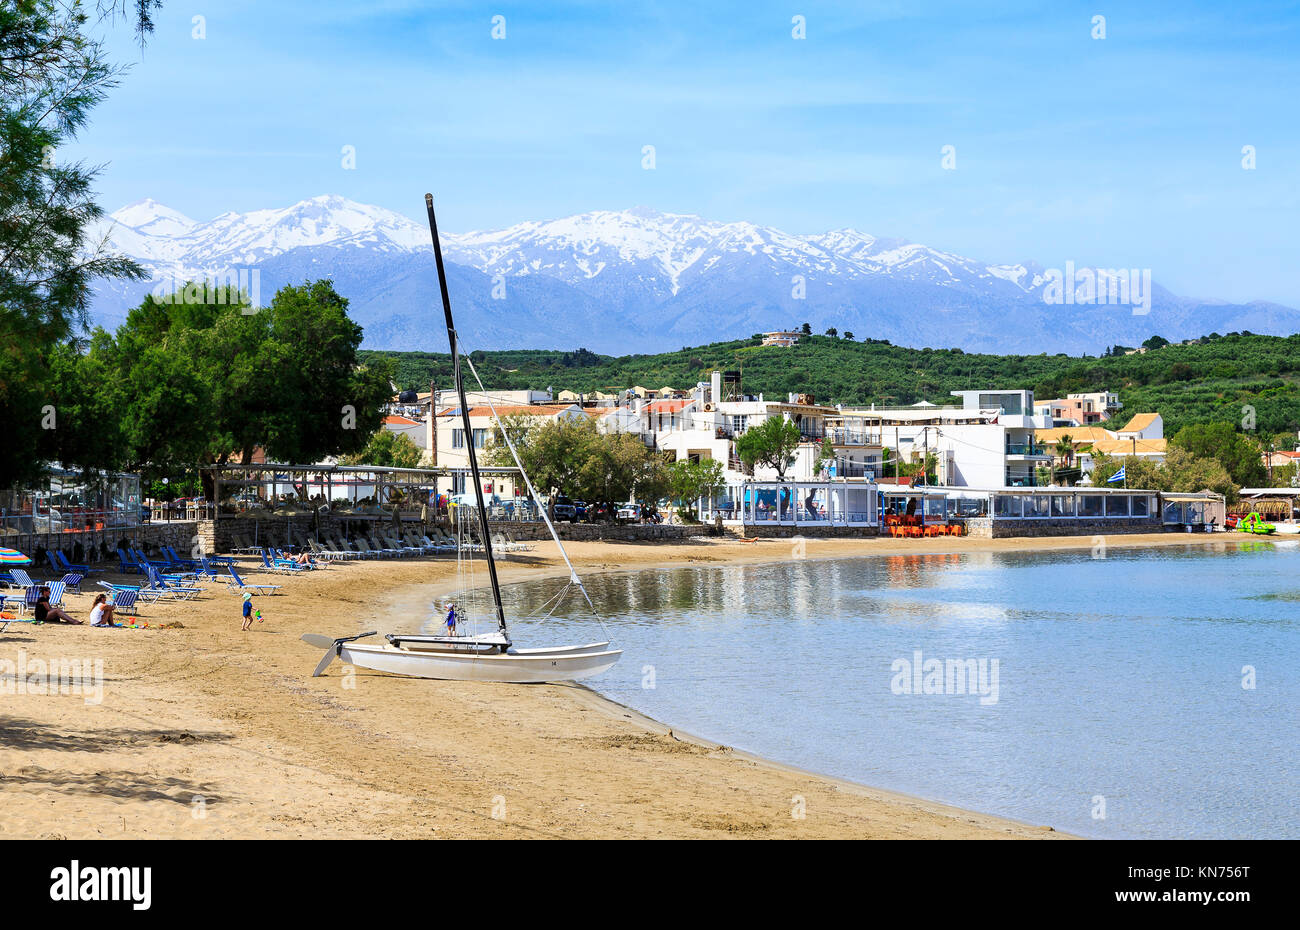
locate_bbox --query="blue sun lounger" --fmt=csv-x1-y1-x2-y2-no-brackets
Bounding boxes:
227,566,281,595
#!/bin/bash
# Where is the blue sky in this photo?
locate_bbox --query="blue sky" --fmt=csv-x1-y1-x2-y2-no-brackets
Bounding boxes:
75,0,1300,305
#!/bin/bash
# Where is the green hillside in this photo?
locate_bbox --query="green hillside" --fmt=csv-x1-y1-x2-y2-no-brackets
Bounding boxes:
361,331,1300,441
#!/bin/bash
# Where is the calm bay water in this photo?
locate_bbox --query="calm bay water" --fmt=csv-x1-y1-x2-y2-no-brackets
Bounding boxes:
485,541,1298,838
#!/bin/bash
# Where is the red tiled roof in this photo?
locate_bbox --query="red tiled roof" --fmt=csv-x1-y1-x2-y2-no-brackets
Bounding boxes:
383,415,419,426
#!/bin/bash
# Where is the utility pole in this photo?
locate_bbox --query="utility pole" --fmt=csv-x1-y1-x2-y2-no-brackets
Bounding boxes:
922,426,930,486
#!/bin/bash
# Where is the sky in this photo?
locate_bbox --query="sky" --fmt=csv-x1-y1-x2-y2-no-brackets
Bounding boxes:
72,0,1300,306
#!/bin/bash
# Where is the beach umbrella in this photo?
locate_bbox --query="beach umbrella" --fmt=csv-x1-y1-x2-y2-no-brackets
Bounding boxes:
0,547,33,565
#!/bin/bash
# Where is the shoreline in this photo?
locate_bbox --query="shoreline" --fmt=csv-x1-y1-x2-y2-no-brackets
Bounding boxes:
0,531,1250,838
375,529,1251,836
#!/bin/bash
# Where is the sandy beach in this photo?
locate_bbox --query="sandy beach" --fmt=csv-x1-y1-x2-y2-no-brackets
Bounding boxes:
0,531,1248,839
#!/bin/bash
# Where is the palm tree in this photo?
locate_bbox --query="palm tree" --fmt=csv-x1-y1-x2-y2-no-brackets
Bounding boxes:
843,330,855,340
825,327,838,338
1053,435,1074,485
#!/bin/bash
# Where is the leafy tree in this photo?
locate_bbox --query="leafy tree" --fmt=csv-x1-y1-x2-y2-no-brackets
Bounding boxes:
825,327,838,338
1142,335,1170,351
488,416,596,499
0,0,157,487
1170,422,1265,488
800,322,811,335
735,415,801,478
665,457,723,517
814,436,835,475
1092,449,1236,501
340,429,423,468
1052,435,1074,484
65,280,393,485
843,331,854,341
575,432,662,512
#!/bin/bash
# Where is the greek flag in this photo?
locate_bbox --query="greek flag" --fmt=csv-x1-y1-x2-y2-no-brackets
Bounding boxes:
1107,466,1126,483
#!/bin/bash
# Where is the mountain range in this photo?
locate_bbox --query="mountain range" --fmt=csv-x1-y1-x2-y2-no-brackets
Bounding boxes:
86,195,1300,355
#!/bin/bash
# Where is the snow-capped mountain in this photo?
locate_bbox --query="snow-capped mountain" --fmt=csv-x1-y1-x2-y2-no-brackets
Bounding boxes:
86,196,1299,355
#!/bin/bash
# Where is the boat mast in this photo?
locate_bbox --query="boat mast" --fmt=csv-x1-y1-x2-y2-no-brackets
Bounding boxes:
424,193,508,637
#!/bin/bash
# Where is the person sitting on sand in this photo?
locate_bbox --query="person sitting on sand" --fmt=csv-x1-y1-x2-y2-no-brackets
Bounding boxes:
444,601,458,636
88,593,116,627
34,587,81,625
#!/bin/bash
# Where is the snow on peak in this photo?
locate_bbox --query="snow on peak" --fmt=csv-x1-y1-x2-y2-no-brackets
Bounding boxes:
111,198,198,236
98,195,428,268
94,196,1035,298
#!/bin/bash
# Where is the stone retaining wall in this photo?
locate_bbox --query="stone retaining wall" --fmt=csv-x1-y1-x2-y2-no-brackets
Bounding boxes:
488,521,713,542
2,521,203,567
201,515,713,552
738,523,881,538
962,517,1162,538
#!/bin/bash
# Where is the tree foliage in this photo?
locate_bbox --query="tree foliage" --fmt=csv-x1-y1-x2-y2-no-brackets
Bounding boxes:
340,428,423,469
1169,422,1265,488
487,415,665,507
0,0,152,486
366,331,1300,444
735,415,801,478
40,279,393,483
665,457,723,511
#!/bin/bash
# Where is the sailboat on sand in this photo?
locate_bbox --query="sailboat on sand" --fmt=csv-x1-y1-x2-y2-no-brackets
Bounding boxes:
302,194,621,683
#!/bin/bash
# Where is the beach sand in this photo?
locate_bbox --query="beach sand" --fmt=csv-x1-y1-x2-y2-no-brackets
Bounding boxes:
0,531,1245,839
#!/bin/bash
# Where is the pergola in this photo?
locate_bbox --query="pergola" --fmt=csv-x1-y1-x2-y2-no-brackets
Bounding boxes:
203,462,524,518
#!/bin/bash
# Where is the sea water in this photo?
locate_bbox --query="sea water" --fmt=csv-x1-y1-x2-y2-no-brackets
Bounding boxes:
493,540,1299,839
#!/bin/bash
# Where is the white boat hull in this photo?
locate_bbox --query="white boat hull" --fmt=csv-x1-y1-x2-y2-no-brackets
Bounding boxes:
329,639,621,683
1272,523,1300,535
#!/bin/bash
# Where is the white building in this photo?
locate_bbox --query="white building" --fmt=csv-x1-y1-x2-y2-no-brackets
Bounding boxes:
432,402,587,496
845,389,1053,488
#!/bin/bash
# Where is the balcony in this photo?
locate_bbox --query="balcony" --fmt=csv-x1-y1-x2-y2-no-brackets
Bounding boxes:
828,428,882,446
1005,443,1050,458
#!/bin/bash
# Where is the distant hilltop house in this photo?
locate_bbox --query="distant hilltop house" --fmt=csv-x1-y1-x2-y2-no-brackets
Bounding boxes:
1262,448,1300,469
760,331,802,347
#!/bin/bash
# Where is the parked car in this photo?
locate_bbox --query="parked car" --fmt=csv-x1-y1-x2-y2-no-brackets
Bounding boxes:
552,496,578,522
586,502,613,523
617,502,641,522
573,500,588,522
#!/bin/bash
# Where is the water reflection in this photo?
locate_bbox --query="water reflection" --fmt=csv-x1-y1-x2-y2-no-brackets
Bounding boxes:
485,544,1300,839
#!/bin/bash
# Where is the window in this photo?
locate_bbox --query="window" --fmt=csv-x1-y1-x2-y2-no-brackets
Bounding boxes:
1030,495,1051,517
451,429,465,449
473,428,488,449
1106,496,1130,517
1079,495,1104,517
1133,495,1150,517
731,415,748,434
1051,495,1074,517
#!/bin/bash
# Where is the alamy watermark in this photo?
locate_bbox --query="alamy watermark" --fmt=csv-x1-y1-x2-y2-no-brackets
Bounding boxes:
1042,261,1151,315
149,268,261,312
890,650,1000,705
1,649,104,705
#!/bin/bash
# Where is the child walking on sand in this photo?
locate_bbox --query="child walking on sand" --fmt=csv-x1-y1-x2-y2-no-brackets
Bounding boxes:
241,592,254,631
